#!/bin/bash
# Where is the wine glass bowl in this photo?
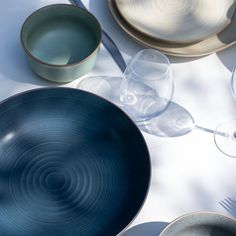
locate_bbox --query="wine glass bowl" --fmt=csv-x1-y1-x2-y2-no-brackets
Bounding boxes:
120,49,173,122
214,119,236,158
212,65,236,158
231,65,236,100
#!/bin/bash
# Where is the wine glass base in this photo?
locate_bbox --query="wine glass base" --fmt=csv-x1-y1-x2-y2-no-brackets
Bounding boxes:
214,119,236,158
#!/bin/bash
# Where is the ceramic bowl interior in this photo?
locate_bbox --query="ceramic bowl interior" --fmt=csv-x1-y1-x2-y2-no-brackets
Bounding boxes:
0,88,150,236
160,212,236,236
21,4,101,66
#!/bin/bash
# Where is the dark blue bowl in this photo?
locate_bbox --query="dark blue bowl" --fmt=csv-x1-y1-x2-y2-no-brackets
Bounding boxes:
0,88,150,236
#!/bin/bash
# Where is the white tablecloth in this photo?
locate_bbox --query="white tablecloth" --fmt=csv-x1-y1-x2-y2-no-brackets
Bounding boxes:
1,0,236,235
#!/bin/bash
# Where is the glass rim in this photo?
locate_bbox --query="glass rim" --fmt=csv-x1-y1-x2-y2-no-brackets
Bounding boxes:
125,49,171,81
230,65,236,100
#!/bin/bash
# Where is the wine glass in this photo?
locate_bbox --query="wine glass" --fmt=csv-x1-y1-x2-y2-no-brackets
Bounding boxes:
214,66,236,158
120,49,174,122
138,63,236,158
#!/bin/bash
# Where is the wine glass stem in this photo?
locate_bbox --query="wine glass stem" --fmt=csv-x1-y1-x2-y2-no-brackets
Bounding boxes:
195,125,229,137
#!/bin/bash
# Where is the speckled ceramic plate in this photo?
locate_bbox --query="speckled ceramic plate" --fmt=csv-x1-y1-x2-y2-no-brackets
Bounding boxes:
160,212,236,236
115,0,235,44
108,0,236,57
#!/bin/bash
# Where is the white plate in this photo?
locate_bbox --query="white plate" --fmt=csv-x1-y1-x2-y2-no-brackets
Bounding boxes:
108,0,236,57
115,0,235,43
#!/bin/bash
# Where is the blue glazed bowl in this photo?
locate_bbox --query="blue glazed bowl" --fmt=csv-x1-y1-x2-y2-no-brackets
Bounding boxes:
0,87,150,236
21,4,102,83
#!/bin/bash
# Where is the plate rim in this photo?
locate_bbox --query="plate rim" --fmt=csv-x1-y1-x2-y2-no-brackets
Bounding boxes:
108,0,236,57
159,211,236,235
114,0,234,44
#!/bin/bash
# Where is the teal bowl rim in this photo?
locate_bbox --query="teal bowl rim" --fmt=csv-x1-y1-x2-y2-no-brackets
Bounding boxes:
20,4,102,68
159,211,236,235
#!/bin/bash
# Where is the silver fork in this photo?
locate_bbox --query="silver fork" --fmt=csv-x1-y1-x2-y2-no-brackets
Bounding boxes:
219,197,236,217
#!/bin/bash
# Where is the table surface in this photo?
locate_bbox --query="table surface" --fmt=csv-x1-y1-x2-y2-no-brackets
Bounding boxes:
1,0,236,235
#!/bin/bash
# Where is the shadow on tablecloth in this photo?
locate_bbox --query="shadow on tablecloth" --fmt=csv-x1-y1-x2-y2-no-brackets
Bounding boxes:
78,76,195,137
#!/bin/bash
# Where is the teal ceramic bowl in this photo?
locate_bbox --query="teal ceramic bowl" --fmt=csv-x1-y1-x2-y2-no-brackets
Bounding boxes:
21,4,101,83
160,212,236,236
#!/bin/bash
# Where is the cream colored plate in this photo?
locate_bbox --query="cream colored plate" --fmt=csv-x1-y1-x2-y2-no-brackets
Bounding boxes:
115,0,235,43
108,0,236,57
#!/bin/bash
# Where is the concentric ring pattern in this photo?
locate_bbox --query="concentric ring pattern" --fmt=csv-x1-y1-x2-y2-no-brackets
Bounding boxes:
0,88,150,236
115,0,235,43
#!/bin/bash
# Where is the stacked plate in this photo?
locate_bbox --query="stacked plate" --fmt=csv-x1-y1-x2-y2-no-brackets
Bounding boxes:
108,0,236,57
